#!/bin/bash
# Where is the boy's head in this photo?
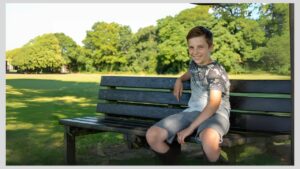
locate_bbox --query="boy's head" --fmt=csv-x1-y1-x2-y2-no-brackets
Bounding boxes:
186,26,213,47
186,26,214,65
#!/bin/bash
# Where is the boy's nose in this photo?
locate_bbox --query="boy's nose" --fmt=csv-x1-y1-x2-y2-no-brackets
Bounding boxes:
193,49,200,55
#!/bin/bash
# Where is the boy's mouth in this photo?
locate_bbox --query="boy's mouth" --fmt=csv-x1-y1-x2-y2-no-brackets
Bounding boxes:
193,56,202,60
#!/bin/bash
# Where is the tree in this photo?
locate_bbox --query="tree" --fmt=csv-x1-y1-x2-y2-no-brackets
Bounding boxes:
124,26,158,73
258,3,289,38
11,34,64,73
82,22,133,71
257,3,290,75
54,33,83,72
156,16,188,74
258,33,290,75
6,48,21,63
211,3,266,73
210,20,243,73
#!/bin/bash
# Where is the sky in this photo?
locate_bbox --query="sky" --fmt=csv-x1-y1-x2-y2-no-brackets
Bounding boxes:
6,3,195,50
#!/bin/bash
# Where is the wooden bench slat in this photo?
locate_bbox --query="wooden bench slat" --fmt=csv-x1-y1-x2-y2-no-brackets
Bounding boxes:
97,103,184,119
100,76,190,90
230,80,291,94
59,118,147,136
99,89,189,105
99,89,291,113
231,114,291,133
103,115,155,127
101,76,291,94
230,96,292,113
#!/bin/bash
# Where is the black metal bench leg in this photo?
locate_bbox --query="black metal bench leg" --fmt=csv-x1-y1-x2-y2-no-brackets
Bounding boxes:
64,126,76,165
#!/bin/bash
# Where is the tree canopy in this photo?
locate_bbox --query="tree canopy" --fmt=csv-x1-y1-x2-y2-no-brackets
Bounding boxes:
7,3,291,75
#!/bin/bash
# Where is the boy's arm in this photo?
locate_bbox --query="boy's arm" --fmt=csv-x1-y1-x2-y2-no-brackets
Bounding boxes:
173,71,191,101
177,71,191,82
177,89,222,144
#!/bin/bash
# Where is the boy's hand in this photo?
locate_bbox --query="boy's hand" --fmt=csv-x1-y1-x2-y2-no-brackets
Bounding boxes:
173,78,183,101
177,126,194,144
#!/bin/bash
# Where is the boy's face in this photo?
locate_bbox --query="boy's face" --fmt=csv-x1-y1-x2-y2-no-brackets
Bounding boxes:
188,36,213,65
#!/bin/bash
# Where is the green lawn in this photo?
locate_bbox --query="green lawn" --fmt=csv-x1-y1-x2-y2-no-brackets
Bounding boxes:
6,73,292,165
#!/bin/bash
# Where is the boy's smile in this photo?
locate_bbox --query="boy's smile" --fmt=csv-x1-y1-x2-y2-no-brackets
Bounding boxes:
188,36,213,66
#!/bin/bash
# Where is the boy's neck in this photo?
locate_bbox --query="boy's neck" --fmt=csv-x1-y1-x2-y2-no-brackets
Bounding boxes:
196,58,214,66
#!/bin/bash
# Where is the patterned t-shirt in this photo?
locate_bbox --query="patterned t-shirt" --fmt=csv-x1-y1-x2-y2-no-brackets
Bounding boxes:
183,60,231,119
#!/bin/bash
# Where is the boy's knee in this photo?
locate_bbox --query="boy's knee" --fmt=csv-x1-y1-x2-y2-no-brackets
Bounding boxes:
146,127,159,144
200,128,220,143
146,127,167,145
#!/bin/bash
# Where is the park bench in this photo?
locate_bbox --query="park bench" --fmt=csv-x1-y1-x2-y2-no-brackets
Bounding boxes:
59,76,292,165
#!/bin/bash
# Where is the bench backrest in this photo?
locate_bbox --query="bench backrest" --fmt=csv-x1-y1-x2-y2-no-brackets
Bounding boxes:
97,76,292,134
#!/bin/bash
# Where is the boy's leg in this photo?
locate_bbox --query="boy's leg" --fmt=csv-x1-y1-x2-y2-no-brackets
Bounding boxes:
146,126,182,165
199,128,221,162
146,126,169,153
146,111,192,153
146,112,193,165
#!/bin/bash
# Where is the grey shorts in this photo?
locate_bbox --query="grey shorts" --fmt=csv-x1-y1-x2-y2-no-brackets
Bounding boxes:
153,111,230,144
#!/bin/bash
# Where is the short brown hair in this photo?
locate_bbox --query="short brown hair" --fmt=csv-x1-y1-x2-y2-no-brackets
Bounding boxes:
186,26,213,47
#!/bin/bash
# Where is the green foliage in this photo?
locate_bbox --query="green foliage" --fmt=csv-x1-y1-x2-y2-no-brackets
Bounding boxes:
82,22,133,71
256,3,290,74
54,33,84,72
156,16,189,74
6,48,22,63
258,4,289,38
259,33,290,74
124,26,158,73
11,34,64,73
7,3,291,75
211,21,243,73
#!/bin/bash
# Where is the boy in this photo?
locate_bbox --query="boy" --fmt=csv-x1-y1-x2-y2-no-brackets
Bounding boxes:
146,26,230,164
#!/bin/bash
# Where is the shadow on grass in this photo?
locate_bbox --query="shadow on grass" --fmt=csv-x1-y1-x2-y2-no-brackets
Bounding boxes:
6,78,124,165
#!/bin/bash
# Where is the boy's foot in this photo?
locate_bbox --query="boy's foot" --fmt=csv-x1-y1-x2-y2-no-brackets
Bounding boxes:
154,142,182,165
202,150,229,165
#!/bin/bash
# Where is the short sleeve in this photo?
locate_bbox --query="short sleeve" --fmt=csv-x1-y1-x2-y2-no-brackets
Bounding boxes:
207,68,225,93
188,60,197,73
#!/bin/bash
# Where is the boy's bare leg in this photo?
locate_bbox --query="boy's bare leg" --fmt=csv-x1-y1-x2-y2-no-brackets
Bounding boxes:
199,128,221,162
146,126,169,153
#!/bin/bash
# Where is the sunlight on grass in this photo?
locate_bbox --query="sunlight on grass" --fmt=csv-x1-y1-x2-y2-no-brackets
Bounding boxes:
6,85,24,95
228,74,290,80
6,73,102,83
78,103,96,107
238,146,262,160
35,128,47,133
6,117,16,120
6,102,27,109
52,113,67,119
7,88,43,95
6,72,290,81
6,122,34,130
30,96,89,103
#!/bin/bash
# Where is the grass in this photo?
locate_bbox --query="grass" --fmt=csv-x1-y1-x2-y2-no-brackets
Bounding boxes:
6,73,125,165
6,73,292,165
